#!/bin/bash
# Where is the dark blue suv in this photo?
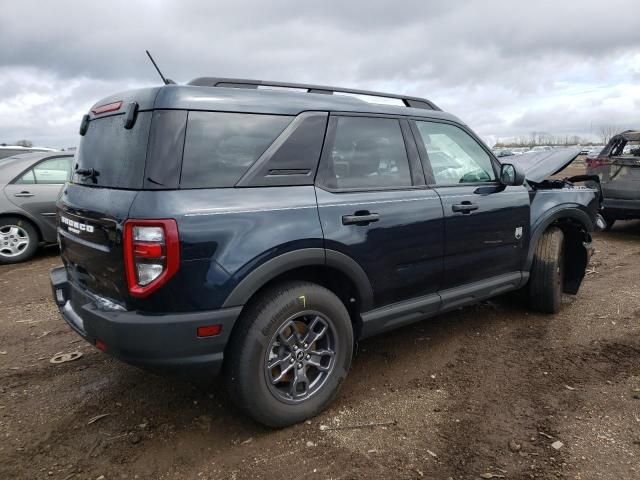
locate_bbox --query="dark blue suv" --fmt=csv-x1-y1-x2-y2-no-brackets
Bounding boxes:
51,78,601,426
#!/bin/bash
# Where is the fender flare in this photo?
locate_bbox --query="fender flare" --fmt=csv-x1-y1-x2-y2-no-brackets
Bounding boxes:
524,207,594,271
222,248,374,311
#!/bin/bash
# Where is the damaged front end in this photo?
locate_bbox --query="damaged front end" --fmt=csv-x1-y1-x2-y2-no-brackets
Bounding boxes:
511,148,604,295
515,147,606,229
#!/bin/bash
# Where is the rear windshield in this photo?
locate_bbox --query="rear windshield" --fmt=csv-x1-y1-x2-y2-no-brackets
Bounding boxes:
180,112,292,188
74,112,152,188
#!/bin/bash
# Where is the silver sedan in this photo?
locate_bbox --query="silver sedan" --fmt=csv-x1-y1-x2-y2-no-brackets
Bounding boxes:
0,152,74,263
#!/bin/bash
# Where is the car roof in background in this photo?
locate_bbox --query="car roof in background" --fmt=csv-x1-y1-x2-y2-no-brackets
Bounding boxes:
618,130,640,142
0,145,57,151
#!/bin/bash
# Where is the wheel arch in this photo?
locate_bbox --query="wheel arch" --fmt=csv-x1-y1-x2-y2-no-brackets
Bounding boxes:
222,248,374,336
526,207,593,295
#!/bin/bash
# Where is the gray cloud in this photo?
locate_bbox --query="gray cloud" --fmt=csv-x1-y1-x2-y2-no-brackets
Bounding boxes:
0,0,638,147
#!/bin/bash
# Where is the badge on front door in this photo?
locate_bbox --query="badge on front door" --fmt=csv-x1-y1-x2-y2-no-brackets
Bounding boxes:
514,226,523,240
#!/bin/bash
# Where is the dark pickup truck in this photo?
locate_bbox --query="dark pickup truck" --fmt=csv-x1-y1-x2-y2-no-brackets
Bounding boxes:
50,78,602,426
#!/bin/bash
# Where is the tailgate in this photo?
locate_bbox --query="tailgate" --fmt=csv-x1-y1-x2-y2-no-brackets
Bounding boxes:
58,183,138,303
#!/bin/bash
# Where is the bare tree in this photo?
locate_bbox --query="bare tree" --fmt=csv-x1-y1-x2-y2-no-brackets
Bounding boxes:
14,139,33,148
597,124,618,145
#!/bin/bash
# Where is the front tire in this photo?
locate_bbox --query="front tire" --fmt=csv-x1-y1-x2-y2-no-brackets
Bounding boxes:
529,227,565,313
0,217,38,264
225,281,353,427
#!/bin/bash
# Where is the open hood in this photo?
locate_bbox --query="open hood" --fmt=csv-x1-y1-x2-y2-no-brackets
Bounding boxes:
508,147,580,183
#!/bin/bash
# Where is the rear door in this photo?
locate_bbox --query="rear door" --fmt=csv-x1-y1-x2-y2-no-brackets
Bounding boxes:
58,108,153,303
315,114,444,310
4,155,73,238
411,119,530,291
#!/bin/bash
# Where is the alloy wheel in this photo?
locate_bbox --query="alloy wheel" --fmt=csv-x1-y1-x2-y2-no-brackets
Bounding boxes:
264,311,338,404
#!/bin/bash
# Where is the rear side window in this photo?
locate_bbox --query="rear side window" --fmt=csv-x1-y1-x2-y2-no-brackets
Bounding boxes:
16,156,73,184
180,112,292,188
321,116,412,189
74,112,152,188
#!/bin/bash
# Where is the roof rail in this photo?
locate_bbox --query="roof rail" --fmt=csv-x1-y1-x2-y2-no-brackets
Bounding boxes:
187,77,441,111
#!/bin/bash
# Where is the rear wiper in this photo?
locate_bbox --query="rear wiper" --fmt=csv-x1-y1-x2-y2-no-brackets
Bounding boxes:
75,167,100,183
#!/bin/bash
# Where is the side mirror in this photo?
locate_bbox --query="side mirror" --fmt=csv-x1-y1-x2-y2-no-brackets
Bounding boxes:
499,163,525,186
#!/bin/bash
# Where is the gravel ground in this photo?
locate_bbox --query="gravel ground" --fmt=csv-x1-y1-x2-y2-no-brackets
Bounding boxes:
1,221,639,480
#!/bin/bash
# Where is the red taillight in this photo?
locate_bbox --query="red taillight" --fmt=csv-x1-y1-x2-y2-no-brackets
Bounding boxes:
123,219,180,298
587,157,614,169
91,101,123,116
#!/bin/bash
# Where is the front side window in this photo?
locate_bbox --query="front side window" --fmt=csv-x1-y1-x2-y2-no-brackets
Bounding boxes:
414,121,496,184
180,112,292,188
322,116,412,189
16,157,72,184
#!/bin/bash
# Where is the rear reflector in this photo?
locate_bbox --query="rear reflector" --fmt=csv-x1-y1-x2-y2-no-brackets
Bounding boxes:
95,339,107,352
91,101,123,116
197,325,222,337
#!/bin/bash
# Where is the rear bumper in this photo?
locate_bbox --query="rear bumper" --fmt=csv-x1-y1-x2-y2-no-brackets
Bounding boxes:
602,198,640,219
50,266,241,376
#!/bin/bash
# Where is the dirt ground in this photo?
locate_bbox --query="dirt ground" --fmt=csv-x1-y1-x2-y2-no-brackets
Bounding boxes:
1,187,639,479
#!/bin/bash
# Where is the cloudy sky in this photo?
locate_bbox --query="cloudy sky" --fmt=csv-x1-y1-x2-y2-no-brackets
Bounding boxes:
1,0,638,148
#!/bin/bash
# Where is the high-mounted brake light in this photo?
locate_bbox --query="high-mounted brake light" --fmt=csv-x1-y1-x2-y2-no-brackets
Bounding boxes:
587,157,614,169
91,101,123,116
123,219,180,297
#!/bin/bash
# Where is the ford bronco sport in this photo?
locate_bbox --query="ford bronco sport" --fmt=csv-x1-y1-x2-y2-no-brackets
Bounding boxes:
51,78,602,427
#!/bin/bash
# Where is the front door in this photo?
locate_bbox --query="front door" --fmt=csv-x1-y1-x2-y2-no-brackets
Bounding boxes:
315,114,444,310
411,120,530,290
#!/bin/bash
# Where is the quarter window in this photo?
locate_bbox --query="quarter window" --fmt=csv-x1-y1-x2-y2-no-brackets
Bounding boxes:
414,121,496,184
180,112,292,188
322,116,412,189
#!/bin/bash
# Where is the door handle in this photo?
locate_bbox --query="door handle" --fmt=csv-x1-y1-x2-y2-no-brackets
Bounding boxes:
452,202,478,214
14,191,35,198
342,211,380,226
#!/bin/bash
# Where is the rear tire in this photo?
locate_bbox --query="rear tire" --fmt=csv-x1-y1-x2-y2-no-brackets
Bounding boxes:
225,281,353,427
529,227,565,314
0,217,38,264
